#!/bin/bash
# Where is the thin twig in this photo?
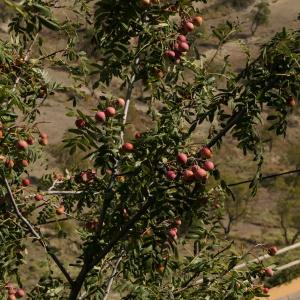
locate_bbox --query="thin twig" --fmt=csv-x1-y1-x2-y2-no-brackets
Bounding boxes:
2,175,74,285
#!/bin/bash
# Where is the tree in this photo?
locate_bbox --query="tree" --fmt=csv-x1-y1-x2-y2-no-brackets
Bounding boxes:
0,1,299,299
250,0,271,35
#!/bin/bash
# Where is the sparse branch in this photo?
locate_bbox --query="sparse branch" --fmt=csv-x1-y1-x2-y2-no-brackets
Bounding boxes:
2,175,74,285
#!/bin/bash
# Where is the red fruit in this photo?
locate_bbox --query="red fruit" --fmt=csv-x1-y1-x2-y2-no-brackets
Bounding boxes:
175,219,182,226
22,178,31,187
35,194,44,201
75,118,86,128
168,227,178,238
15,289,25,298
105,107,116,117
135,131,142,139
39,132,48,139
192,166,207,180
177,153,188,164
95,111,106,122
203,161,215,171
8,287,16,295
262,287,269,294
287,97,296,107
164,50,176,58
166,170,176,180
21,160,29,167
39,138,48,146
183,21,194,32
5,159,14,169
193,16,203,26
117,98,126,107
178,42,189,52
177,35,187,42
122,142,134,152
17,140,28,150
8,295,16,300
26,137,34,145
56,205,65,215
200,147,212,158
267,246,278,256
264,268,274,277
81,172,89,182
182,169,194,182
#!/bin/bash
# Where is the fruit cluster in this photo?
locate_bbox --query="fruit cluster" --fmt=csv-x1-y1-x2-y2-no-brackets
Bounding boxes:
4,283,25,300
166,147,214,183
164,16,203,64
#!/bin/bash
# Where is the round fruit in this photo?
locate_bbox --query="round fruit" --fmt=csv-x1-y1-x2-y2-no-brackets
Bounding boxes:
95,111,106,122
264,268,274,277
122,143,134,152
39,138,48,146
21,160,29,167
22,178,31,187
267,246,278,256
177,153,188,164
183,21,194,32
165,50,176,58
15,289,25,298
26,137,34,145
192,166,207,180
75,119,86,128
8,295,16,300
140,0,151,6
105,107,116,117
262,287,269,294
17,140,28,150
182,169,194,182
193,16,203,26
168,227,177,238
203,161,215,171
5,282,14,290
5,159,14,169
178,42,189,52
81,172,89,182
287,97,296,107
177,35,187,42
166,170,176,180
56,205,65,215
39,132,48,139
200,147,212,158
35,194,44,201
117,97,126,107
175,219,182,226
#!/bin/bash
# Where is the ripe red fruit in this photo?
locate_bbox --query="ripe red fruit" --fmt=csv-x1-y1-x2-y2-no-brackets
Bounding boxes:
200,147,213,158
122,142,134,152
39,138,48,146
166,170,176,180
165,50,176,58
178,42,189,52
26,137,34,145
35,194,44,201
168,227,177,238
75,118,86,128
95,111,106,122
22,178,31,187
182,169,194,182
177,35,187,43
21,160,29,167
203,160,215,171
135,131,142,139
264,268,274,277
177,153,188,164
262,287,269,294
56,205,65,215
193,16,203,26
287,97,296,107
8,294,16,300
192,166,207,180
105,107,116,117
15,288,25,298
17,140,28,150
5,159,14,169
39,132,48,139
183,21,194,32
117,97,126,107
267,246,278,256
